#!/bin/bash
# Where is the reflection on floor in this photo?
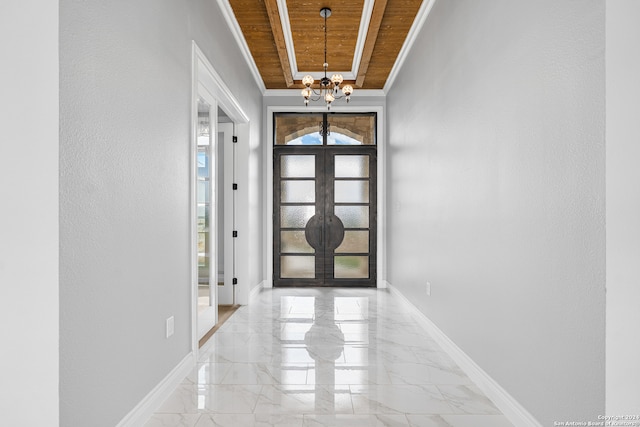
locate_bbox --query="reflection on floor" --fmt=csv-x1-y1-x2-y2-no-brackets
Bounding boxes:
146,287,515,427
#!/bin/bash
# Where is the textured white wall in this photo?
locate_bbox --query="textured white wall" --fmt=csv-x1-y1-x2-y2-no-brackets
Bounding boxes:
386,1,605,424
59,0,262,425
0,1,59,425
606,0,640,414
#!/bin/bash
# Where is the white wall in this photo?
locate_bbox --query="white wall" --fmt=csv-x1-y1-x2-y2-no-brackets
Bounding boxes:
386,1,605,425
59,0,263,425
606,0,640,414
0,1,59,425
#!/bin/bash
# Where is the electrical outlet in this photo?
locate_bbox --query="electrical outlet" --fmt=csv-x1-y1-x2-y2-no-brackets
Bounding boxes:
426,282,431,296
166,316,174,338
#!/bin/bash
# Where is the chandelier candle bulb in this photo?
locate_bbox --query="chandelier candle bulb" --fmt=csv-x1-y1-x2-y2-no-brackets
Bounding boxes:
302,75,314,87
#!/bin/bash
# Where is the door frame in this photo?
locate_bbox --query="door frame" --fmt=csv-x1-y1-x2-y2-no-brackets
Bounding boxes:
191,42,249,354
265,105,386,289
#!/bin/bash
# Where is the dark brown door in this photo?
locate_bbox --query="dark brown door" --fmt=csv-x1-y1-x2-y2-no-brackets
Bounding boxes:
273,113,377,287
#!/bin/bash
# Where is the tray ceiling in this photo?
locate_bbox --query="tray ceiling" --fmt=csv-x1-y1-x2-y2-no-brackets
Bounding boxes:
224,0,426,91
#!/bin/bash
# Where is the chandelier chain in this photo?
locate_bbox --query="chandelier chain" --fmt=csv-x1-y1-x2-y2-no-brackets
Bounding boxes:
324,12,327,72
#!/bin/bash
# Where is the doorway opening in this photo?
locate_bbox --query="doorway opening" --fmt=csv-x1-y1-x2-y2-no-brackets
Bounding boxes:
192,42,249,351
196,98,217,339
195,105,239,346
273,112,377,287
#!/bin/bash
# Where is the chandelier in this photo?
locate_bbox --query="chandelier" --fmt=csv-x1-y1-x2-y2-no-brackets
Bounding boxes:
301,8,353,109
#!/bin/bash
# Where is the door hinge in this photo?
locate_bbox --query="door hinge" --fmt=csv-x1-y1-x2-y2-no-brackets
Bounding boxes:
232,183,238,190
233,230,238,238
232,278,238,285
232,136,238,143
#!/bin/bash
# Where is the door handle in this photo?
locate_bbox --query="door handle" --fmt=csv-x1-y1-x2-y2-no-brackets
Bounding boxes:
319,224,323,246
325,214,345,251
304,214,322,250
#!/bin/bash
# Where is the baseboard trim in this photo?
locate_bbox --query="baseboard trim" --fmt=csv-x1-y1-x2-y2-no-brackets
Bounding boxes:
386,283,542,427
250,280,265,299
116,352,196,427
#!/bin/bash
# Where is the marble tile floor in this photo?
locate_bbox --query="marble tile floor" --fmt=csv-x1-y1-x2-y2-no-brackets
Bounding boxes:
146,287,515,427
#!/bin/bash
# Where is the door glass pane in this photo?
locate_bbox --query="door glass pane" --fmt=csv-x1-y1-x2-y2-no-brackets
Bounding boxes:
198,232,208,267
335,206,369,228
281,231,315,253
334,256,369,278
197,181,209,203
335,181,369,203
197,98,215,341
281,205,315,228
282,155,315,177
281,256,315,278
327,133,362,145
282,180,315,203
275,113,324,145
196,100,211,291
327,114,376,145
198,151,209,178
335,155,369,177
197,109,210,146
197,204,209,231
336,230,368,253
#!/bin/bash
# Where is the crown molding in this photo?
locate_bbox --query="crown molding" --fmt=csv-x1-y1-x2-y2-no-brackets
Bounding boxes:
264,88,385,97
383,0,437,94
217,0,267,95
292,71,356,81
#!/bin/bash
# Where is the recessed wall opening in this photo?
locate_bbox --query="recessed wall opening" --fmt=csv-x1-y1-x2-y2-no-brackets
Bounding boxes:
192,42,250,350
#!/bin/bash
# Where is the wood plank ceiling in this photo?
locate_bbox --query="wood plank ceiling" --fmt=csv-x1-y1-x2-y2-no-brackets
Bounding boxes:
227,0,424,90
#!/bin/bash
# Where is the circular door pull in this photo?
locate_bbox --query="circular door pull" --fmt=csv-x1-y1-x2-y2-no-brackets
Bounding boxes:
325,214,345,251
304,214,322,250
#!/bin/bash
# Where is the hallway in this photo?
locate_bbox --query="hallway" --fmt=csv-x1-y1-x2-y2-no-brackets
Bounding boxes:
9,1,640,425
146,287,514,426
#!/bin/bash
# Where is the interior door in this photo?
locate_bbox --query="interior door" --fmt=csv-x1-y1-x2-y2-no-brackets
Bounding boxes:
273,113,377,287
196,96,217,339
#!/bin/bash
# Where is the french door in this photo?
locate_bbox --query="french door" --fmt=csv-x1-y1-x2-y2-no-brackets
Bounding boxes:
273,113,377,287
